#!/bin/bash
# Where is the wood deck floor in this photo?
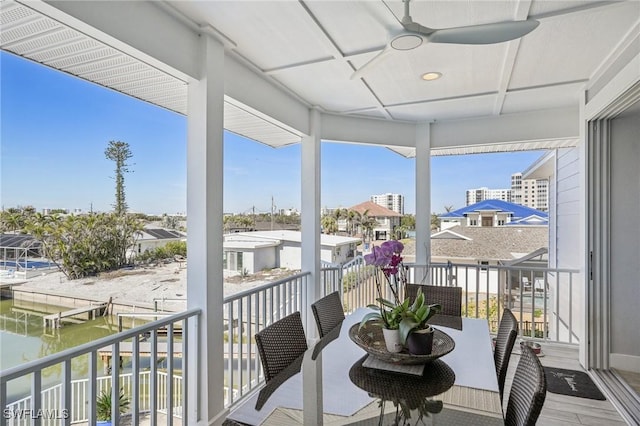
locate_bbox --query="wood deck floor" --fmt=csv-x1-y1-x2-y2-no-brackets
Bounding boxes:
504,343,628,426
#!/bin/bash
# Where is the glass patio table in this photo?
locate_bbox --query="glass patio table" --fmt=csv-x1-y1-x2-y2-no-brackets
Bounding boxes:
226,308,504,425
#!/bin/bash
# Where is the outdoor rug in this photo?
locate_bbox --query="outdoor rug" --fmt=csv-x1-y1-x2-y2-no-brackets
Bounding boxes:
544,367,606,400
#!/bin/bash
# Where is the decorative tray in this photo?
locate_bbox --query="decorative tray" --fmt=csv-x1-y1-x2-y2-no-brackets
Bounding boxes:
348,323,455,365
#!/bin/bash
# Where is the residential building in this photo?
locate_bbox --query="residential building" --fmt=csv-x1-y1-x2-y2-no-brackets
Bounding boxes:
222,230,360,274
349,200,401,241
439,200,548,230
465,187,511,205
370,193,404,215
430,225,548,293
511,173,549,212
134,227,186,256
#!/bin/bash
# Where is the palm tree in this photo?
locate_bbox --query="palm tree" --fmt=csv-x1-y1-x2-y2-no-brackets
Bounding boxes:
361,217,377,243
346,210,357,236
332,208,346,233
431,213,440,231
5,212,23,233
355,210,377,243
321,215,338,235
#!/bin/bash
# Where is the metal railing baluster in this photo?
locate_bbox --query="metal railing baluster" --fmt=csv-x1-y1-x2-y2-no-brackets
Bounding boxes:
111,342,120,425
32,370,42,426
88,351,97,425
131,336,140,426
61,360,71,426
150,329,158,426
181,318,189,426
166,323,174,426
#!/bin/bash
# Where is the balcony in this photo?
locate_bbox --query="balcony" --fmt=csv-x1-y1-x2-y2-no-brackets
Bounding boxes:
0,0,638,424
1,260,625,425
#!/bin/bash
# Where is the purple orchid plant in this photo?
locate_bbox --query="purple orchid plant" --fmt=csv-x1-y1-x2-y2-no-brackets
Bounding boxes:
359,240,409,330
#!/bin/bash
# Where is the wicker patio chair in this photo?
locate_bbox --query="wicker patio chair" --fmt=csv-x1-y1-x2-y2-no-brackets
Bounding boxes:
494,308,519,401
255,311,308,382
405,284,462,316
504,345,547,426
311,291,345,338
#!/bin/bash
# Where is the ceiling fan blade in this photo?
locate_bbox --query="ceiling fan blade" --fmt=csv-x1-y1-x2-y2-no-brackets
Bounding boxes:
428,20,539,45
351,44,394,80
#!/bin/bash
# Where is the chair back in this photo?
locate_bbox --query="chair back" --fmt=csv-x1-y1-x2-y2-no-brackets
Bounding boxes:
311,291,345,338
255,311,308,382
494,309,519,400
505,345,547,426
405,284,462,316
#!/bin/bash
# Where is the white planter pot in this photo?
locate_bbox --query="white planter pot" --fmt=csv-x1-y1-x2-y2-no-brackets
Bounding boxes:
382,327,403,353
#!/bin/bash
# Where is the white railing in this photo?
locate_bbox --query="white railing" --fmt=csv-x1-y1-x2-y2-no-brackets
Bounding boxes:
3,371,186,425
221,271,310,407
340,258,580,343
1,258,581,422
1,308,200,426
339,256,378,313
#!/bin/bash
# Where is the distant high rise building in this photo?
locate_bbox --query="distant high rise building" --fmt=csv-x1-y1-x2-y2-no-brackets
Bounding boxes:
370,193,404,215
510,173,549,212
465,187,511,206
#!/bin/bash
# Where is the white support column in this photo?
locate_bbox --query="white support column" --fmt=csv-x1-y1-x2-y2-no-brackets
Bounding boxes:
415,123,431,268
186,34,225,424
301,108,321,339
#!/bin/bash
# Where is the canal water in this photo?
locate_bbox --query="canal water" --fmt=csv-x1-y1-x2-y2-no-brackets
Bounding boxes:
0,297,148,403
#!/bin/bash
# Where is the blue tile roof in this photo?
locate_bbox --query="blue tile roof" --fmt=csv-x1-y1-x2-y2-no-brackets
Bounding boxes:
439,199,548,223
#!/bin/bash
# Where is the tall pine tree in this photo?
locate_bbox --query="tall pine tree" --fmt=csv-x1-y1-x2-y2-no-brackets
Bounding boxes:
105,140,133,215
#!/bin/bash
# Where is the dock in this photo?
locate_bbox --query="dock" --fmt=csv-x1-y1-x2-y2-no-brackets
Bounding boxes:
43,301,109,329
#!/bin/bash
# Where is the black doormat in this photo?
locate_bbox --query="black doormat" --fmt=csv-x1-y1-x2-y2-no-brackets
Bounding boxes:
544,367,606,400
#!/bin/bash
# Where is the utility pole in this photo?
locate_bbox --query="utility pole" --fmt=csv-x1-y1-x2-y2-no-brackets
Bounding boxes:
270,196,274,231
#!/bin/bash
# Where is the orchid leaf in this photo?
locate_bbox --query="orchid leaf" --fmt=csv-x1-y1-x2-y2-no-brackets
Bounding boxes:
359,312,383,329
377,298,397,309
399,318,419,344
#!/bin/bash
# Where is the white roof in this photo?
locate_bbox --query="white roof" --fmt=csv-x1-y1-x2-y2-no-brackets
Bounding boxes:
227,230,360,247
223,240,280,250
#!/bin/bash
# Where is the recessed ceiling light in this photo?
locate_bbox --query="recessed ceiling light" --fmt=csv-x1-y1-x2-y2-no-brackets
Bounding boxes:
421,72,442,81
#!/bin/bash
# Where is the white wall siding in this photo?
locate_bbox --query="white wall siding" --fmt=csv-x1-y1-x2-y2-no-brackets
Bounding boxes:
278,243,300,270
553,147,583,342
610,111,640,367
253,247,277,273
320,248,335,265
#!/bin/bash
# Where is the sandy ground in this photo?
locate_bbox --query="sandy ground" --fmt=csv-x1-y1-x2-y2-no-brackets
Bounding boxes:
10,239,414,310
15,262,297,311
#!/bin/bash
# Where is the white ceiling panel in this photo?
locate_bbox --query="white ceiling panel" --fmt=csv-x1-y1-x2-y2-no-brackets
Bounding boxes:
509,1,639,89
3,0,638,154
529,0,617,17
359,42,507,105
169,1,336,71
502,82,586,114
387,0,520,29
303,1,392,55
273,60,377,113
388,94,496,122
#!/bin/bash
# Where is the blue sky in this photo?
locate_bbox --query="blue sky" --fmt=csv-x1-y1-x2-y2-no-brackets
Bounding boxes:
1,51,543,216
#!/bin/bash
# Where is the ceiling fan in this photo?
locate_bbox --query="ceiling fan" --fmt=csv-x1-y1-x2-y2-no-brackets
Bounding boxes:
351,0,539,79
